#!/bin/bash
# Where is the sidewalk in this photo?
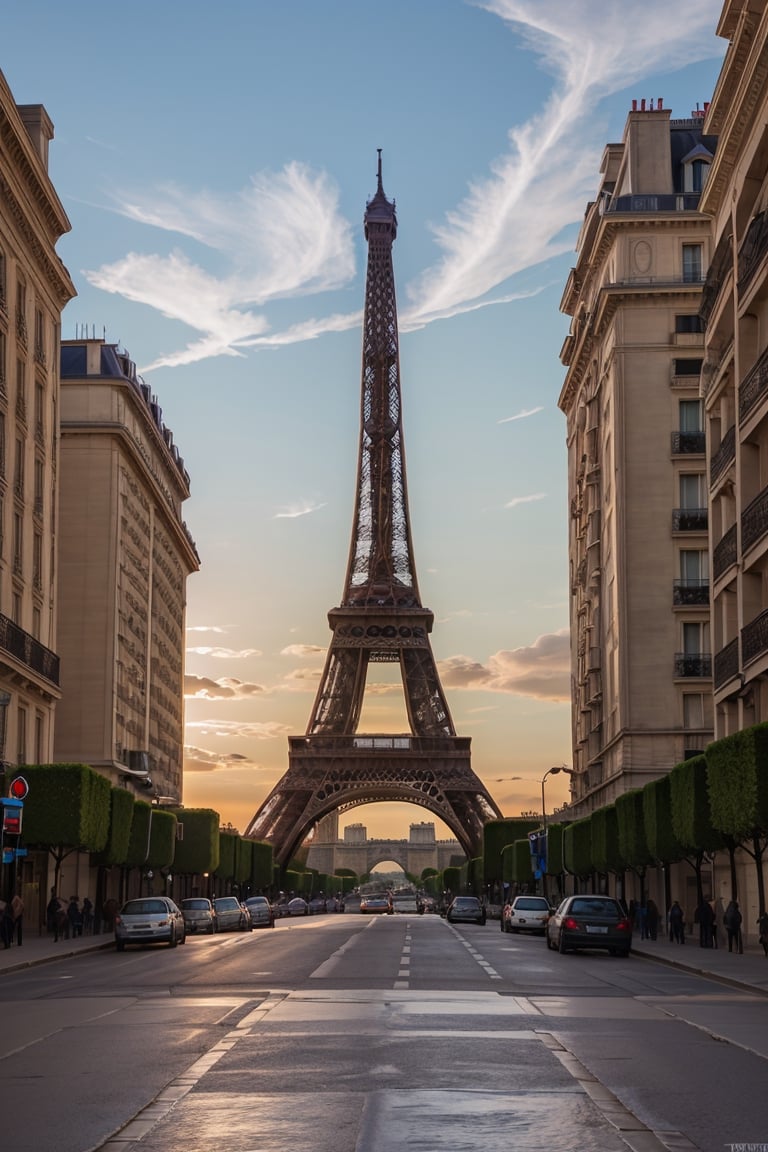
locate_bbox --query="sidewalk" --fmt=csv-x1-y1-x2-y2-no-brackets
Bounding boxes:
629,932,768,996
0,929,113,974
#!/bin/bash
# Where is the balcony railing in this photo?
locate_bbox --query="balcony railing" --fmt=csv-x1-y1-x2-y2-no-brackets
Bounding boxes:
739,344,768,424
674,653,712,678
700,230,732,326
671,431,706,455
672,508,708,531
742,608,768,666
673,578,710,605
0,613,59,685
713,523,737,581
738,211,768,294
710,425,736,484
741,485,768,554
714,637,739,689
606,193,701,214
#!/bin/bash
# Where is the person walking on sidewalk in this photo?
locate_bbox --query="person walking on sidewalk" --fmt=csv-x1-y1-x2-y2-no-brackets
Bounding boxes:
10,893,23,946
724,899,743,953
669,901,685,944
757,911,768,957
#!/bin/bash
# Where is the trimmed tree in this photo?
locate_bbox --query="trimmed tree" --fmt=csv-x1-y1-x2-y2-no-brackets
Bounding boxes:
170,809,220,876
19,764,111,894
126,803,176,872
591,806,623,876
483,818,540,900
249,841,274,892
706,724,768,912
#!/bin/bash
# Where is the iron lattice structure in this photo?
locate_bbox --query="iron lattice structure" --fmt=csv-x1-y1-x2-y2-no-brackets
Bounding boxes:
245,156,501,865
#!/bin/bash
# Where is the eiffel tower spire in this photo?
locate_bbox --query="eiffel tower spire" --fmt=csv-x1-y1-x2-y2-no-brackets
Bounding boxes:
245,156,501,864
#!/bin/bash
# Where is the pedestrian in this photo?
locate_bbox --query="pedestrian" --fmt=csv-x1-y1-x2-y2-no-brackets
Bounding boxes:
67,896,83,939
723,899,743,953
46,889,62,941
709,899,718,949
669,900,685,944
81,897,93,935
698,899,714,948
646,899,660,941
637,902,648,940
0,900,14,948
11,892,23,946
757,911,768,957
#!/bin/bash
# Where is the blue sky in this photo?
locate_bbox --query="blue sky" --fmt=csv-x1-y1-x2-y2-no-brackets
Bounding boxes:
4,0,726,839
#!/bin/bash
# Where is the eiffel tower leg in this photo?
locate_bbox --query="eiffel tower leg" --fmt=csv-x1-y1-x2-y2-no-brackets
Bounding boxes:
307,646,368,736
402,647,455,738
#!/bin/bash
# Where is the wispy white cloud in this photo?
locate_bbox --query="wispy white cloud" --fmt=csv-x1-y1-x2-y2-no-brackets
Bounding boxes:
184,674,267,699
498,406,543,424
404,0,723,325
505,493,546,509
273,501,327,519
186,646,262,658
280,644,326,658
84,163,355,369
185,719,290,739
187,625,229,634
438,628,570,700
183,745,264,773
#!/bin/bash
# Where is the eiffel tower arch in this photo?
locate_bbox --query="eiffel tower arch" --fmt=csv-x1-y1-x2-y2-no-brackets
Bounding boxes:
245,155,501,866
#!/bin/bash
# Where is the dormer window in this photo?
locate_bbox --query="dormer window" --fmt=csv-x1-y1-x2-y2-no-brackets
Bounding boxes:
681,144,713,194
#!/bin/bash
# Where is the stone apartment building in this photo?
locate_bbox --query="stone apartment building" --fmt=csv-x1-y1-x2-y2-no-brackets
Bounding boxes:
0,74,75,778
559,101,716,818
54,338,199,805
700,2,768,747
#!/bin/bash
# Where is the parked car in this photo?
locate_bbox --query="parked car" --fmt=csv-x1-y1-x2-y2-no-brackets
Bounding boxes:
308,897,327,914
445,896,486,925
546,896,631,956
360,894,393,914
114,897,187,951
286,897,309,917
213,896,252,932
503,896,552,935
179,897,217,935
244,896,274,929
392,895,419,914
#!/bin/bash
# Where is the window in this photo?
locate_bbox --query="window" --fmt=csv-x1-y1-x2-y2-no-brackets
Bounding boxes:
33,531,42,588
13,512,22,574
683,620,708,655
0,329,5,389
12,590,21,625
680,550,708,582
16,705,27,765
673,358,703,377
683,693,704,729
34,381,44,439
682,243,703,283
16,359,26,421
32,606,40,640
0,247,5,308
34,308,45,363
34,457,44,514
0,411,5,478
680,473,706,509
35,712,44,763
15,277,27,344
690,160,710,193
675,314,704,334
679,399,703,432
13,437,24,497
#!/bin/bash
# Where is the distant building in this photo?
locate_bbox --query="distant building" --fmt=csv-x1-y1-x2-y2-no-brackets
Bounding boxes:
0,72,75,776
559,100,716,815
699,3,768,740
54,339,199,803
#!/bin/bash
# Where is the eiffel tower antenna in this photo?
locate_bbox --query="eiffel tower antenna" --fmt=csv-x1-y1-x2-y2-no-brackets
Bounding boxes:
245,155,501,864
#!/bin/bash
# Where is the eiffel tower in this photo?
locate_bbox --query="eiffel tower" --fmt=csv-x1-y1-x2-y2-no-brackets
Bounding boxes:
245,154,501,865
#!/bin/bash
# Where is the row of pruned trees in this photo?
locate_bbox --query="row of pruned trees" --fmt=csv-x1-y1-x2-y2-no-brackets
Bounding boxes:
13,763,274,902
480,722,768,914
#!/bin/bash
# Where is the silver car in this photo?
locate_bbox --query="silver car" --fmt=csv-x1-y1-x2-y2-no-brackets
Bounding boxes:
114,897,187,951
180,897,217,935
213,896,252,932
245,896,275,928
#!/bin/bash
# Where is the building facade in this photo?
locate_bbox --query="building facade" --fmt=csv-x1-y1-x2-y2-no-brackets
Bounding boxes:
0,73,75,778
559,102,716,817
700,2,768,743
54,339,199,804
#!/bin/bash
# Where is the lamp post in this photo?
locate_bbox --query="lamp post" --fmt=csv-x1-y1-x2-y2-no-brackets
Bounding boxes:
540,766,573,899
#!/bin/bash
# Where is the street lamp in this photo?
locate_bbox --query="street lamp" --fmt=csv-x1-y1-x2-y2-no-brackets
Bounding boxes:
540,766,573,899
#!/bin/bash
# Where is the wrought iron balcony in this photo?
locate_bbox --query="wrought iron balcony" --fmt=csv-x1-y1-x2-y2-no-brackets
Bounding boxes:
0,613,59,685
674,652,712,678
606,193,701,214
739,344,768,424
738,210,768,295
710,425,735,484
700,230,732,326
713,523,737,581
671,431,705,455
672,508,708,532
714,637,739,689
741,485,768,554
742,608,768,666
673,578,709,605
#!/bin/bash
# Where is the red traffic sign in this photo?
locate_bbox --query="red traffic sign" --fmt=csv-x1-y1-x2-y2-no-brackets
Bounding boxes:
8,776,29,800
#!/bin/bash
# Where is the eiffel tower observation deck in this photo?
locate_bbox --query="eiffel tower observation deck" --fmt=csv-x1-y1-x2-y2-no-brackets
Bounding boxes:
245,154,501,865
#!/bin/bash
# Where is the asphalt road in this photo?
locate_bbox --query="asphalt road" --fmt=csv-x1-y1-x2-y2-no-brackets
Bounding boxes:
1,913,766,1152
